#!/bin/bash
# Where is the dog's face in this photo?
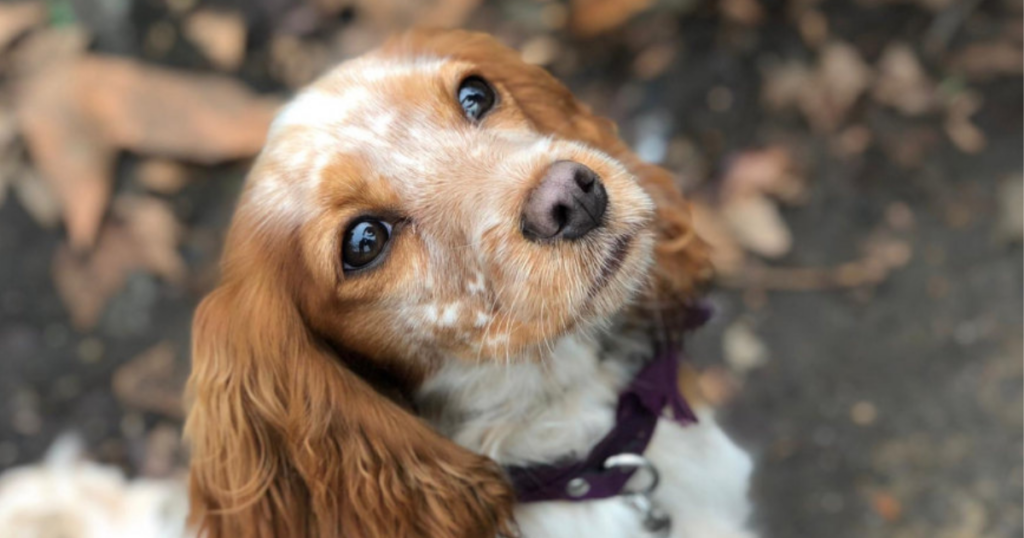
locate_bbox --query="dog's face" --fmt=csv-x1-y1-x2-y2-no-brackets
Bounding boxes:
252,34,656,367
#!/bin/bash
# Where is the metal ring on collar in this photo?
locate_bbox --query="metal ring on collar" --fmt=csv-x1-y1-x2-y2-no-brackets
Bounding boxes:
602,453,660,495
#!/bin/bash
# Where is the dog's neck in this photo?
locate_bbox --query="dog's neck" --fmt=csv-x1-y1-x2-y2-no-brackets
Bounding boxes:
415,317,653,466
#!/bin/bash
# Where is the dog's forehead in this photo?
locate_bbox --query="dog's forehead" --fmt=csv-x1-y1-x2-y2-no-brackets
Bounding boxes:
270,56,451,136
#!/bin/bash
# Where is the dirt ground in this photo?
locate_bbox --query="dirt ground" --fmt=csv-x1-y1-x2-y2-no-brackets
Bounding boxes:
0,1,1020,537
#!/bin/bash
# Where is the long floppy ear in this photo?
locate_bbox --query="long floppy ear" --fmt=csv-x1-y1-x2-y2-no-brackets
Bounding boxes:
184,274,515,537
392,29,712,300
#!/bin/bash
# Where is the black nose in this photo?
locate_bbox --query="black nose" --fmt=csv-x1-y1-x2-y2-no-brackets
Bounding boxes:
522,161,608,241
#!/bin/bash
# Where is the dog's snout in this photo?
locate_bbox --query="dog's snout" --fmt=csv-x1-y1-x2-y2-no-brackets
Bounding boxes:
522,161,608,241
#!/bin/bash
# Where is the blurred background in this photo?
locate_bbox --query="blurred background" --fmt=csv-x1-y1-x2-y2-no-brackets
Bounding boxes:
0,0,1020,536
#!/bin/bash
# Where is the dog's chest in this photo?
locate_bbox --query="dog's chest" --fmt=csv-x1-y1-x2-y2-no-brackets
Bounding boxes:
416,334,756,537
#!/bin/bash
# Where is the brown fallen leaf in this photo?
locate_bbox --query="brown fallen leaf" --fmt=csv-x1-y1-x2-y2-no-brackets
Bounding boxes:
114,195,186,283
762,42,873,132
720,236,912,290
948,40,1024,82
12,168,61,228
721,195,793,259
52,226,144,329
632,43,676,80
112,341,187,418
721,146,805,203
51,194,185,329
944,90,986,154
354,0,481,29
720,0,764,26
689,200,746,276
697,367,741,407
16,55,281,249
569,0,653,36
520,36,560,66
872,43,937,116
0,1,46,53
797,9,829,48
831,124,873,158
7,25,89,78
722,320,769,375
135,158,190,194
141,423,186,478
870,491,903,522
183,9,247,71
808,42,873,132
716,146,804,259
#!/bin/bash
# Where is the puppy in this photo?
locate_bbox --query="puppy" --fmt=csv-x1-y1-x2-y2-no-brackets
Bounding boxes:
185,29,754,538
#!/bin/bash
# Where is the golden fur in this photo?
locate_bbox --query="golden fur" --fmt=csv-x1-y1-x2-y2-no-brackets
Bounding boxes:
185,29,710,538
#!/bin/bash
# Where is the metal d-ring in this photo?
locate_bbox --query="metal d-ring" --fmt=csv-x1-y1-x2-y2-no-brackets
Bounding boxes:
603,453,660,495
603,453,671,536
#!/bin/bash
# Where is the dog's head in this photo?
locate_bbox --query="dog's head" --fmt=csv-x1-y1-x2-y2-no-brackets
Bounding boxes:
185,29,709,538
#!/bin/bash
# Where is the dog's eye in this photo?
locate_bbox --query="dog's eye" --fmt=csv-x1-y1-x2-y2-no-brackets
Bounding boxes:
458,76,496,121
342,218,392,271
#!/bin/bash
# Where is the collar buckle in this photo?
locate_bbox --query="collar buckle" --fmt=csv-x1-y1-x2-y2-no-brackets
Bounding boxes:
604,453,672,536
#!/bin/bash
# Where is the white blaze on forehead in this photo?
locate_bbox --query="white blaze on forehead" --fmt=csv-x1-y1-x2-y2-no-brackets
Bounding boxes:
268,57,446,137
268,86,371,138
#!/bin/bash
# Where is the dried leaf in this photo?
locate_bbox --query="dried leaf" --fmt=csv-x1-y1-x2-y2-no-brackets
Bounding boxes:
0,1,46,52
870,491,903,522
944,90,986,154
354,0,481,29
520,36,560,66
873,43,936,116
570,0,653,36
8,26,88,78
721,195,793,259
763,43,873,132
797,9,829,48
269,34,332,89
632,43,676,80
114,195,185,283
183,9,247,71
135,158,190,195
948,41,1024,81
809,42,873,132
697,367,741,407
52,227,143,329
690,200,746,275
112,342,186,418
722,146,805,203
723,320,769,374
12,169,60,228
720,0,764,26
16,55,281,248
51,194,185,329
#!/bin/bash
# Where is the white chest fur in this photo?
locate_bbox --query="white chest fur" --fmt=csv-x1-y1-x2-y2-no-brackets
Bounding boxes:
416,334,757,538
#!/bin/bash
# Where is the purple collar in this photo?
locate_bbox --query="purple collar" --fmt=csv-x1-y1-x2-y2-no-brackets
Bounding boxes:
505,305,709,503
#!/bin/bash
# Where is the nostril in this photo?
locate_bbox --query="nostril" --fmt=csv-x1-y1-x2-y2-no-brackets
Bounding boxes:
574,168,596,193
553,203,570,230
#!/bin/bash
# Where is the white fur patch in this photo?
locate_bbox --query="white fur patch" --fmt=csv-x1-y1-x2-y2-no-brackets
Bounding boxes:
417,332,756,537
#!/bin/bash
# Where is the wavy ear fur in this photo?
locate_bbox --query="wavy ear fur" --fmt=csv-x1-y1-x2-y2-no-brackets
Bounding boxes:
390,29,712,300
184,216,515,538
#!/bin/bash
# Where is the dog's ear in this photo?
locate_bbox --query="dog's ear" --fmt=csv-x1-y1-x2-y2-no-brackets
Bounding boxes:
184,228,515,538
393,29,712,300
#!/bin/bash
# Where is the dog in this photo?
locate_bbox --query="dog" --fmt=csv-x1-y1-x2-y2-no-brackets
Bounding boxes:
185,29,755,538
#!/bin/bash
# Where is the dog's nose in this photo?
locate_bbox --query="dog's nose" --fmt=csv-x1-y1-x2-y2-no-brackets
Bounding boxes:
522,161,608,241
